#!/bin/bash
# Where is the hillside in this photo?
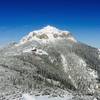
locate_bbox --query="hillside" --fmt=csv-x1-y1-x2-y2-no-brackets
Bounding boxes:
0,26,100,100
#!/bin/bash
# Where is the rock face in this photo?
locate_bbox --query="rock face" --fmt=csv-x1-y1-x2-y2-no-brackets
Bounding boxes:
0,26,100,99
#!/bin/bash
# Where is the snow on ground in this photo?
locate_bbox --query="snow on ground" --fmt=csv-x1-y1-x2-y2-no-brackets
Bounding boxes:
98,48,100,59
22,47,48,56
60,54,68,73
23,48,33,53
79,58,86,67
88,68,98,79
35,49,48,56
23,94,36,100
22,94,73,100
79,58,98,79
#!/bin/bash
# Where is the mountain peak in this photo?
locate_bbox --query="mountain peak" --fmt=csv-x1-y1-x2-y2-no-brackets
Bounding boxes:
34,25,63,34
19,26,77,45
42,25,58,31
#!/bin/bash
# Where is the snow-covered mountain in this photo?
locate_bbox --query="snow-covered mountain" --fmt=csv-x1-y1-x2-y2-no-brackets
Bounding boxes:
19,25,77,45
0,26,100,100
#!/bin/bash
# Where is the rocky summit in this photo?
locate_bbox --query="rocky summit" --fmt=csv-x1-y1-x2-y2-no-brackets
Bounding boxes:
0,26,100,100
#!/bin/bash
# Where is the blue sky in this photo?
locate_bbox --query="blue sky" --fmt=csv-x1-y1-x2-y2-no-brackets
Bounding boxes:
0,0,100,48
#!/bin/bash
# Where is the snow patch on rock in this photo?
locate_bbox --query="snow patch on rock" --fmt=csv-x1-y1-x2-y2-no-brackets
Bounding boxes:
35,49,48,56
67,36,77,42
23,48,33,53
22,47,48,56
